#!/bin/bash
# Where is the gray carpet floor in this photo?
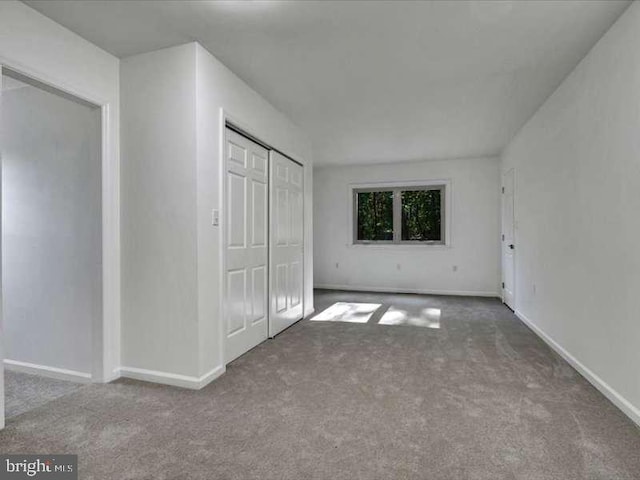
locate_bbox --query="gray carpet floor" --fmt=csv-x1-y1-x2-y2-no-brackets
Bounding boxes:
1,289,639,479
4,370,86,419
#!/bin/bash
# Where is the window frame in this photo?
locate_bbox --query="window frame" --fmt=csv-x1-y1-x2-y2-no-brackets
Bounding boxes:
351,180,450,247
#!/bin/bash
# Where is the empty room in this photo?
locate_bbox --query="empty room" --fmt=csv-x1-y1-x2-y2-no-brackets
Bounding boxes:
0,69,102,421
0,1,639,479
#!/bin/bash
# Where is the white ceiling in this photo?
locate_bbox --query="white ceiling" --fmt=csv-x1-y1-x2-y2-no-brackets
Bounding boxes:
24,0,630,165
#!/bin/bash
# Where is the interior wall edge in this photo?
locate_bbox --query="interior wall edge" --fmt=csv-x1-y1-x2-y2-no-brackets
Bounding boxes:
515,310,640,428
120,42,200,379
0,1,122,386
500,1,640,426
194,39,314,374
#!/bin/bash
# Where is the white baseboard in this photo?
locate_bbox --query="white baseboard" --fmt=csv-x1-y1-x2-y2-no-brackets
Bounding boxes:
515,310,640,428
118,365,225,390
104,369,121,383
315,284,500,298
4,359,92,383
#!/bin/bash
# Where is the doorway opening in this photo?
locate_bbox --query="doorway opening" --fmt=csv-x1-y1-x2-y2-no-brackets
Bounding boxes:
1,68,102,420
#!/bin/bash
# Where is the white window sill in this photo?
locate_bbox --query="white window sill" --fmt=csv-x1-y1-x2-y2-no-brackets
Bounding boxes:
349,243,451,251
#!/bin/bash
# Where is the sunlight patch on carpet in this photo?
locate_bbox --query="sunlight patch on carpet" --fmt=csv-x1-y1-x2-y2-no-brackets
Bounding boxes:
310,302,382,323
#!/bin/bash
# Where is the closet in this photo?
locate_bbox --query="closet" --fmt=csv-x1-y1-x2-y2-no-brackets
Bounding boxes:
224,127,304,363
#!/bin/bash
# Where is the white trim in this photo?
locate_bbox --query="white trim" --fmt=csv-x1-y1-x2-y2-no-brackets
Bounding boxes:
515,310,640,428
315,284,500,298
347,178,453,248
118,365,225,390
348,243,451,251
0,60,120,383
105,368,121,383
349,179,450,190
0,56,109,107
4,359,92,383
218,109,227,368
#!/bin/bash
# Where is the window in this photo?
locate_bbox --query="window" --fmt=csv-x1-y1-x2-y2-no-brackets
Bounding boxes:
355,190,394,241
353,184,446,245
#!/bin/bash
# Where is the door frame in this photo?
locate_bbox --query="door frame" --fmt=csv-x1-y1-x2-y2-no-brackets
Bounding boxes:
501,168,516,309
0,60,120,422
218,109,304,366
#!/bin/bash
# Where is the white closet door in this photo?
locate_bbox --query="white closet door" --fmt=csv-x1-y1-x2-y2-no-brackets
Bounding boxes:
269,151,304,337
224,128,269,363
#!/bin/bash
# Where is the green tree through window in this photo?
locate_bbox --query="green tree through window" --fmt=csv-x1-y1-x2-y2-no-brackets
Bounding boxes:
401,190,441,241
356,191,393,241
354,185,444,243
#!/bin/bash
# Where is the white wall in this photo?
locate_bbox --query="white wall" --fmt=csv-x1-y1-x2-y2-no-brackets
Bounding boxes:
121,42,313,385
501,2,640,425
1,84,101,375
120,44,199,378
0,1,120,426
314,158,500,296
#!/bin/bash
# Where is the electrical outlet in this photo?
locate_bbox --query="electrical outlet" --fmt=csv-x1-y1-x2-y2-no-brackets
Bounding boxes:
211,209,219,226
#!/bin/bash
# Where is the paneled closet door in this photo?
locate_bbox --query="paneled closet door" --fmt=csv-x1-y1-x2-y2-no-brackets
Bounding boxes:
269,151,304,337
224,128,269,363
